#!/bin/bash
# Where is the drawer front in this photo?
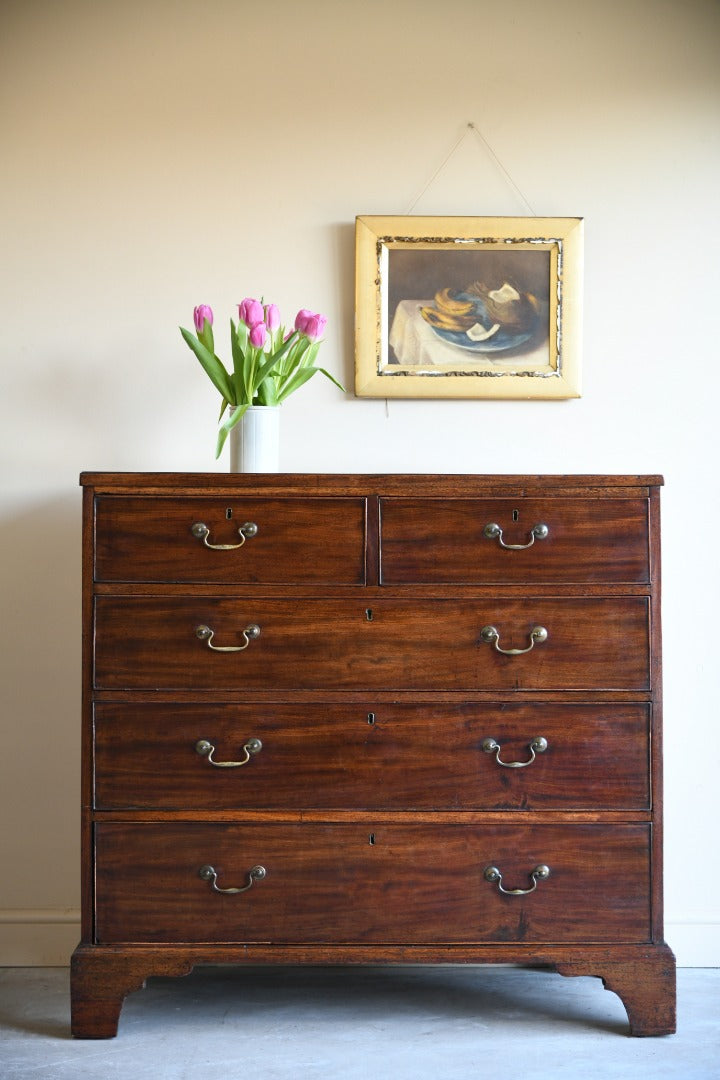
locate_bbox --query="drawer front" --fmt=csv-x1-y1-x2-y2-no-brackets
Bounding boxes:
94,496,367,584
94,822,651,945
94,702,650,811
94,597,650,691
380,498,650,584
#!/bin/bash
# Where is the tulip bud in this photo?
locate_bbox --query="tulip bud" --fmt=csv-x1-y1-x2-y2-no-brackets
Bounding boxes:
249,322,267,348
193,305,213,333
264,303,281,332
238,298,264,328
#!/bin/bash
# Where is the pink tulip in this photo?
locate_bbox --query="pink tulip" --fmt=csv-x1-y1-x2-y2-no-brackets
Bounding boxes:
193,304,213,333
238,298,264,328
294,309,327,341
303,312,327,342
264,303,281,332
249,322,267,348
294,308,314,334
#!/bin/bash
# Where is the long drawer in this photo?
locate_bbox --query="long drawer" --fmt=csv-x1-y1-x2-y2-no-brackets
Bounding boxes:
94,822,652,945
380,498,650,584
94,597,651,690
93,702,651,811
94,496,367,584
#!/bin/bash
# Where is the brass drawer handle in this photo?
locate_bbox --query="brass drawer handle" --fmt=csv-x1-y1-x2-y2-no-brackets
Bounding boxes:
484,864,550,896
482,736,548,768
483,522,549,549
199,864,266,894
191,521,258,550
195,737,263,767
480,625,548,655
195,623,261,652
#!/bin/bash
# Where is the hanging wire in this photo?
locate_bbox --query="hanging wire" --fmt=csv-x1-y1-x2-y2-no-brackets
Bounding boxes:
404,125,474,214
467,122,537,215
405,121,536,216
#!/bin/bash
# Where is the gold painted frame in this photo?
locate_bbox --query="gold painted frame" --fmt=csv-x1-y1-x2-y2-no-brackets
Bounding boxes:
355,216,583,399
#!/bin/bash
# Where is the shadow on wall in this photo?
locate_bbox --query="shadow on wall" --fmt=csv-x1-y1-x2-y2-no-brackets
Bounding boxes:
331,220,357,394
0,493,82,900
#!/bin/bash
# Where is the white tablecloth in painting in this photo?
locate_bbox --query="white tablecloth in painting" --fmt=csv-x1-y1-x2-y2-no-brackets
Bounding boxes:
388,299,550,371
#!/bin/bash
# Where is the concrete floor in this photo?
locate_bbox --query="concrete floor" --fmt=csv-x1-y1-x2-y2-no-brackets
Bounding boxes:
0,966,717,1079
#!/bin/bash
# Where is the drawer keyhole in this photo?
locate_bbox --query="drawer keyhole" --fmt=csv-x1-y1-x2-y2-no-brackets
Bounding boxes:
512,509,519,522
367,712,376,726
369,833,376,845
226,508,233,519
366,608,373,622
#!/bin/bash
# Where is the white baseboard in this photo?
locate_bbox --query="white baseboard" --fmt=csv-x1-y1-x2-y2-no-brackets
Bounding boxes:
0,911,717,967
665,921,720,967
0,910,81,966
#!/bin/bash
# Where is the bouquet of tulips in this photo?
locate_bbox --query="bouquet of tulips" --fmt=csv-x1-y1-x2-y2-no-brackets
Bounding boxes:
180,298,343,458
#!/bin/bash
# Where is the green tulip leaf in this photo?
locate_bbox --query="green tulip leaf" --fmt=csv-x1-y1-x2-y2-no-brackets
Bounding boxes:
301,341,320,368
180,327,236,405
252,341,292,391
215,400,249,458
317,366,346,392
276,365,319,402
276,364,345,402
256,379,279,406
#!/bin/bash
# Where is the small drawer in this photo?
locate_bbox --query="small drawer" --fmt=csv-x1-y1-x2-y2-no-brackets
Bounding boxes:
94,822,652,945
380,498,650,584
94,596,650,691
94,496,367,584
93,702,651,812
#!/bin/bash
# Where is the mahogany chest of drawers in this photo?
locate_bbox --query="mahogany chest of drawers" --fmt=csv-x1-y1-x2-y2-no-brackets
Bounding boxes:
71,473,675,1037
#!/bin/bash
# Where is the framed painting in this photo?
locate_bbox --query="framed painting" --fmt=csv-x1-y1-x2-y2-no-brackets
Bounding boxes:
355,215,583,399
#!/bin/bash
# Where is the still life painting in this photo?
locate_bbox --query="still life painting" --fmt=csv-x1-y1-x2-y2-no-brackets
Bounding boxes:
355,216,583,399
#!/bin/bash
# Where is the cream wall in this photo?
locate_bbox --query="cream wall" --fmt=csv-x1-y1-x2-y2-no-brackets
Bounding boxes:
1,0,718,965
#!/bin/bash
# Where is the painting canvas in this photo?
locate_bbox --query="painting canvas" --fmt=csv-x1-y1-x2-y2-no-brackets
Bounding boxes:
355,216,583,399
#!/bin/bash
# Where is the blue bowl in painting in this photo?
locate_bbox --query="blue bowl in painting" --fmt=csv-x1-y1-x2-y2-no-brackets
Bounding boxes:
427,292,539,354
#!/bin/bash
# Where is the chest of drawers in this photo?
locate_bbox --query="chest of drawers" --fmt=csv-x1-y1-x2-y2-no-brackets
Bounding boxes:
71,473,675,1037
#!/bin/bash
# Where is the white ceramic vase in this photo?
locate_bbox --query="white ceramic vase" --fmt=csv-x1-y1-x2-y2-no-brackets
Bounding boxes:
229,405,280,472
